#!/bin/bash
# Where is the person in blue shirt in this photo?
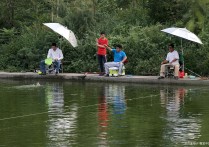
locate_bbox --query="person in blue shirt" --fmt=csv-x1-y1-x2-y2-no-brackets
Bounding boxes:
104,44,127,76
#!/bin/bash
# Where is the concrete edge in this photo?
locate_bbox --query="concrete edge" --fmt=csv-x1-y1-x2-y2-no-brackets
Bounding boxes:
0,72,209,86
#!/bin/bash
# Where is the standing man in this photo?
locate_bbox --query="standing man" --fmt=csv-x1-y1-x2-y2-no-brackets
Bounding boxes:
40,43,63,75
96,31,108,76
158,43,179,79
104,44,127,76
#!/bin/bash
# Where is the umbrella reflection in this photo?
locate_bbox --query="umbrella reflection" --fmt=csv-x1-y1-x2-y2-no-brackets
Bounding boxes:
45,83,78,146
160,88,201,144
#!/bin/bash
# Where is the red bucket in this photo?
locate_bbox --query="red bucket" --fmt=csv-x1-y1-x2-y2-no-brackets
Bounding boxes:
179,71,185,78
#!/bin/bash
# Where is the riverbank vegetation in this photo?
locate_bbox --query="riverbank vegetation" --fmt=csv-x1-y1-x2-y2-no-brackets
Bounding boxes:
0,0,209,75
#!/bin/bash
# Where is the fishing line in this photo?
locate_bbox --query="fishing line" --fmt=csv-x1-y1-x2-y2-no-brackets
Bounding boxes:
1,86,209,122
0,112,48,121
0,94,160,121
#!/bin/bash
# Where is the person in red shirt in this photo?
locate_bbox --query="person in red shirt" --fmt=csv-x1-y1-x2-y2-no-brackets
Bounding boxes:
96,31,108,76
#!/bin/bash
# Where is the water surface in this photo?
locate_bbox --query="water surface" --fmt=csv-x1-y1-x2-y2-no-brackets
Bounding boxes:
0,80,209,146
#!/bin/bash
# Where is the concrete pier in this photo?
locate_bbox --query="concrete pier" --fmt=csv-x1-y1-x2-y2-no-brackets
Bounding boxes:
0,72,209,86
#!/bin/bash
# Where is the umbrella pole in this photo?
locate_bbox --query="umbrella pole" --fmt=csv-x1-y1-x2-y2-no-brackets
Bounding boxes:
59,37,64,73
181,39,184,71
59,37,62,50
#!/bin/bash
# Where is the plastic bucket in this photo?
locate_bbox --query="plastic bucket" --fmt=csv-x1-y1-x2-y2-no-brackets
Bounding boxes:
45,58,53,65
179,71,185,78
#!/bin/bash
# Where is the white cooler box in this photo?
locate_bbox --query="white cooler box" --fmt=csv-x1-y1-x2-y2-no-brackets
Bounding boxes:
109,66,125,77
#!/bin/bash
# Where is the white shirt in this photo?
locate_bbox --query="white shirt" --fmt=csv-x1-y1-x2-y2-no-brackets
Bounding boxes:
47,48,63,61
166,50,179,65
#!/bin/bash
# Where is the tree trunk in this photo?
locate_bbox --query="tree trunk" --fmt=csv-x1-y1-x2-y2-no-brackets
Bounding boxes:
6,0,14,27
92,0,96,17
133,0,137,8
51,0,54,22
57,0,59,18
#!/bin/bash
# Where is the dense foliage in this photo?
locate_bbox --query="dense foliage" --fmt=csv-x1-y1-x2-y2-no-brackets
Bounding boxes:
0,0,209,75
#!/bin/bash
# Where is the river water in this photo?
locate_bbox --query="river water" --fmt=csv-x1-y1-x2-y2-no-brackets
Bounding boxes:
0,80,208,146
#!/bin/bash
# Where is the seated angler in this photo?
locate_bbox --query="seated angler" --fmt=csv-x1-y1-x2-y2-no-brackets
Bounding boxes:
40,43,63,75
158,43,179,80
104,44,127,76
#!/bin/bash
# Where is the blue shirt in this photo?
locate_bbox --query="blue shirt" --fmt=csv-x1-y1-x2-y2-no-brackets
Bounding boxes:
112,49,126,62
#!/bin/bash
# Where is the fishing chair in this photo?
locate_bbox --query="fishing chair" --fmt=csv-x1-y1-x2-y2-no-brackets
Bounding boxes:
46,62,63,74
165,65,175,78
165,64,183,78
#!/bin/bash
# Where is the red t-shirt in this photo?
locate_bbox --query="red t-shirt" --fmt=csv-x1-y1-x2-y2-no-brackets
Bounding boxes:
97,37,108,55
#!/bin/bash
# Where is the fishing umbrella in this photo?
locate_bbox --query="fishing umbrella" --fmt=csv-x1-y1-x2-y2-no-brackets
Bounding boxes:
161,27,203,71
43,23,78,47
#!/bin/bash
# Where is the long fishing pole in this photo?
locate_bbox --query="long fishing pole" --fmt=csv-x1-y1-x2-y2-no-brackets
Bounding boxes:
184,67,202,78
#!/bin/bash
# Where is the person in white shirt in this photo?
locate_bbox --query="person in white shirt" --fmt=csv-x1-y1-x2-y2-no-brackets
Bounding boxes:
40,43,63,75
158,43,179,79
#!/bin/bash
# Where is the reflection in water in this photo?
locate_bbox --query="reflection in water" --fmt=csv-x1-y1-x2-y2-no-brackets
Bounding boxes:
105,84,126,115
161,88,201,144
98,87,109,146
97,84,126,146
2,80,209,146
46,83,78,146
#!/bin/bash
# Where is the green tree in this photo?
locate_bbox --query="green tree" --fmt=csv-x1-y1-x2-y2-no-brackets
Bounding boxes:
183,0,209,33
147,0,186,24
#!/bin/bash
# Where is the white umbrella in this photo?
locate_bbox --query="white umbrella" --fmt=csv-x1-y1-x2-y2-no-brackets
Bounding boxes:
161,27,203,45
43,23,78,47
161,27,203,71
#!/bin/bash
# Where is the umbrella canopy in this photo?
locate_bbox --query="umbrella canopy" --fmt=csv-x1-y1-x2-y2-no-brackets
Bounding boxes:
43,23,78,47
161,27,203,45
